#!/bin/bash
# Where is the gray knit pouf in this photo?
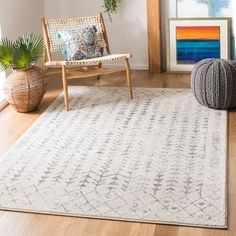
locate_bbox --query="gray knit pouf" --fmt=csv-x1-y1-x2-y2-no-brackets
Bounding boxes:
191,58,236,110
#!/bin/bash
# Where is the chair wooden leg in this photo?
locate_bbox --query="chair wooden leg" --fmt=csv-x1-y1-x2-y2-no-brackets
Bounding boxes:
97,63,102,80
42,47,48,80
62,65,69,111
125,58,133,100
42,47,47,73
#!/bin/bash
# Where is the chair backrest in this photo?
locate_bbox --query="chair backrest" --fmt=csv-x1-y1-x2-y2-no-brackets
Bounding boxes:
41,13,110,61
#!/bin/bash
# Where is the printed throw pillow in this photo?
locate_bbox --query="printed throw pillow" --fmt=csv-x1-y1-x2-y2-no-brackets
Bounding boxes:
57,26,102,61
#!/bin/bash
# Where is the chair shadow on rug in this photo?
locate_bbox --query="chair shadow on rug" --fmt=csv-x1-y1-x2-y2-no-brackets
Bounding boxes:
41,13,133,111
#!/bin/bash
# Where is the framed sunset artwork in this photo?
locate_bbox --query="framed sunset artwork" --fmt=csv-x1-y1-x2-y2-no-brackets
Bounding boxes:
176,0,236,60
167,18,231,73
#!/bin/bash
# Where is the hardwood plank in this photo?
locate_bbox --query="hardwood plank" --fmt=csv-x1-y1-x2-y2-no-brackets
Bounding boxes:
0,71,234,236
154,225,179,236
146,0,162,73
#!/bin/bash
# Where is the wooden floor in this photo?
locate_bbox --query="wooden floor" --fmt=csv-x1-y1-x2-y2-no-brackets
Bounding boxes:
0,71,235,236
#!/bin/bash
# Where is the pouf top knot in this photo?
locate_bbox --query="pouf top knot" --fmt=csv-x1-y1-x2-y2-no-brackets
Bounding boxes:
191,58,236,110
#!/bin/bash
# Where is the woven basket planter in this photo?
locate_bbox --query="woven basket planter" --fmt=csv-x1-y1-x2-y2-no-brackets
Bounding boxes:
3,66,47,113
191,59,236,110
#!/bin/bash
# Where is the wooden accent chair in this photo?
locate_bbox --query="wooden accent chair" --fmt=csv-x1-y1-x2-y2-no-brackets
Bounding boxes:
41,13,133,111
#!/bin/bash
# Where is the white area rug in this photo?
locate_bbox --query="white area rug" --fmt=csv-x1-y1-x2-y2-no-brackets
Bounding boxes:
0,87,227,228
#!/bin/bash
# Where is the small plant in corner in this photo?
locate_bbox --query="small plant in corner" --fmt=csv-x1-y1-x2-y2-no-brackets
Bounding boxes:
0,33,47,112
103,0,122,21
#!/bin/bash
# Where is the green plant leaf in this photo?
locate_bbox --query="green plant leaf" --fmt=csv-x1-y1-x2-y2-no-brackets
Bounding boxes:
103,0,122,21
12,44,32,69
0,32,44,71
14,33,44,67
0,38,14,71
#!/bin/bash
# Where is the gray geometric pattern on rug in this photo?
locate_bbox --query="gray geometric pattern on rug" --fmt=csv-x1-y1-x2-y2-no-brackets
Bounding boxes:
0,87,227,228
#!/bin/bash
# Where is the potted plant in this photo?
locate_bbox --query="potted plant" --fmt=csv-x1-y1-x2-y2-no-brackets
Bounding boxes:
0,33,46,112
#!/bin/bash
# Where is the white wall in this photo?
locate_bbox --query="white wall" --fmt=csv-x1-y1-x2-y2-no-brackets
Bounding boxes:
0,1,234,73
0,0,44,39
43,0,148,69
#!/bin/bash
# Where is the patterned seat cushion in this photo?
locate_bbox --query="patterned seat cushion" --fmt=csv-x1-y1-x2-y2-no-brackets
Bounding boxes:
57,26,102,61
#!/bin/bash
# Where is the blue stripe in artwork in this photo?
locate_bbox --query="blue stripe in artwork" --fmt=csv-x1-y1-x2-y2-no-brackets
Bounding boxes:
177,40,220,64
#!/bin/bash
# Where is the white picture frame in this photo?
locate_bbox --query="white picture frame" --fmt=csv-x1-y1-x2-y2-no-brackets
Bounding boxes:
167,18,231,73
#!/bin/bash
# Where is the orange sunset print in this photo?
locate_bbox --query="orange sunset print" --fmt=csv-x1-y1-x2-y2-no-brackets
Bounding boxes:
176,26,220,40
176,26,221,64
